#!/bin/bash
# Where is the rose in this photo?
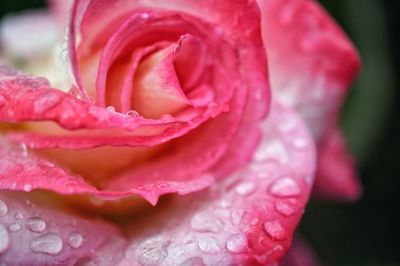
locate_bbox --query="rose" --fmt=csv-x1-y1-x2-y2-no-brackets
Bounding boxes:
0,0,359,265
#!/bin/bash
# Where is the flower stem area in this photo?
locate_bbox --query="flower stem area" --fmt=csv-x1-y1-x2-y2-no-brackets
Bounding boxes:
0,0,399,265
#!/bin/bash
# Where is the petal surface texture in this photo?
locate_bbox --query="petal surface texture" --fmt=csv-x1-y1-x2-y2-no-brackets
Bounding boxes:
0,191,123,265
79,103,316,265
0,0,270,204
258,0,361,200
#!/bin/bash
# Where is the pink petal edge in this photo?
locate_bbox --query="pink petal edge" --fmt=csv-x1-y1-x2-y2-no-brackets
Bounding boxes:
258,0,361,200
69,102,316,265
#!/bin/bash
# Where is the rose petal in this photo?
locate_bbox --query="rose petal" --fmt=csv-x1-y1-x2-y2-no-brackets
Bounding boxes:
258,0,361,200
82,103,316,265
70,0,269,101
281,236,320,266
0,191,123,265
314,129,362,200
0,70,227,149
0,0,270,203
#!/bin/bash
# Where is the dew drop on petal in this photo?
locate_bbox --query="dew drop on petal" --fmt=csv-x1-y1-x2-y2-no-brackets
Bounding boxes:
254,139,289,164
190,212,224,233
30,233,63,255
218,199,232,208
263,220,286,240
179,257,205,266
106,106,116,112
231,210,244,226
15,212,23,220
126,110,139,117
160,114,174,122
68,232,83,249
0,200,8,217
268,177,301,197
23,184,32,192
235,181,256,196
226,233,248,253
89,196,105,207
135,237,168,266
9,223,22,232
26,217,47,233
0,224,10,254
275,200,296,217
198,236,221,253
292,137,308,149
10,143,28,157
278,117,296,132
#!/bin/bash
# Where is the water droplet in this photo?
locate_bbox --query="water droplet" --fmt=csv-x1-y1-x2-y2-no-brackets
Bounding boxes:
254,139,289,164
15,212,23,220
9,223,22,232
231,210,244,226
126,110,139,117
89,196,105,207
68,232,83,249
106,106,116,112
275,200,296,217
235,181,256,196
263,220,286,240
30,233,63,255
0,200,8,216
198,236,221,253
226,233,248,253
23,184,32,192
269,177,301,197
26,217,47,233
160,114,174,122
218,199,232,208
278,117,296,132
10,143,28,157
140,12,151,19
0,224,10,254
179,257,205,266
292,137,308,149
190,213,224,233
135,237,168,266
34,93,61,113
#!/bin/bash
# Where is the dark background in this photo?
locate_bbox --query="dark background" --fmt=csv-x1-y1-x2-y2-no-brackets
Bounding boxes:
0,1,399,265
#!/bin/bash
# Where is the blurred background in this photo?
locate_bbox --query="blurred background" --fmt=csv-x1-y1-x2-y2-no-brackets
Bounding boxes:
301,0,400,265
0,0,398,265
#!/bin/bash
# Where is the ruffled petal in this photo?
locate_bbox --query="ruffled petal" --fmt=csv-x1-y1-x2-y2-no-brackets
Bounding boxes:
314,129,362,200
281,237,320,266
258,0,361,200
81,103,316,265
0,69,225,149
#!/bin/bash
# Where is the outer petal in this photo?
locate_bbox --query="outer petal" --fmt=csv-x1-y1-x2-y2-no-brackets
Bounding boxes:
281,237,320,266
0,191,124,265
314,129,361,200
258,0,361,200
81,103,316,265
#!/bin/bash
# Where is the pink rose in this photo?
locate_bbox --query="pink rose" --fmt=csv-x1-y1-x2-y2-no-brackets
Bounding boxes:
0,0,359,265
